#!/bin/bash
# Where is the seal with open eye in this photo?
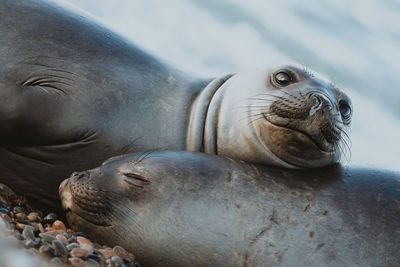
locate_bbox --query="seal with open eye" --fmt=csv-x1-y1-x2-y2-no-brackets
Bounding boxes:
187,66,352,168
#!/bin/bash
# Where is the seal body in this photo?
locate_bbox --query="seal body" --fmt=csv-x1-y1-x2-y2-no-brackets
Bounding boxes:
60,151,400,267
0,0,351,211
0,0,209,211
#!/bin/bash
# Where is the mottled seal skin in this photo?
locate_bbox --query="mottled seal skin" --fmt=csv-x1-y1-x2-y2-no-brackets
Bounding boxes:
60,151,400,267
0,0,351,211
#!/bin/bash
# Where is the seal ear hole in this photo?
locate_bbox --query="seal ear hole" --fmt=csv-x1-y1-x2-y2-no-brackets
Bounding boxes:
271,70,296,88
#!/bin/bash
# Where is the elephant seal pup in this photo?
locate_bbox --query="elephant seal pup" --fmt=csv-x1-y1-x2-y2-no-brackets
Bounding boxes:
60,151,400,267
0,0,350,211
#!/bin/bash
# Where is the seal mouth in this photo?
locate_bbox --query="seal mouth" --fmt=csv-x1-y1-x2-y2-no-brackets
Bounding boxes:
59,177,113,227
263,115,335,153
66,210,113,228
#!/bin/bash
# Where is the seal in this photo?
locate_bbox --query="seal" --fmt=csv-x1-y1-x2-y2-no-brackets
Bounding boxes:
60,151,400,267
187,67,352,168
0,0,351,211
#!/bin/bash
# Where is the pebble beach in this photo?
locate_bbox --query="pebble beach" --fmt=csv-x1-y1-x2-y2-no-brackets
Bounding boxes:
0,184,141,267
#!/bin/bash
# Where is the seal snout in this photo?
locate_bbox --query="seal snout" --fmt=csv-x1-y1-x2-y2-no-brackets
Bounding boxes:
309,93,333,116
59,178,73,211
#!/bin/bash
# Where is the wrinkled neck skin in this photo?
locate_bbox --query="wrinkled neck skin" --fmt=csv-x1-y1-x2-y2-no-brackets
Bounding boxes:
187,72,298,169
186,74,233,152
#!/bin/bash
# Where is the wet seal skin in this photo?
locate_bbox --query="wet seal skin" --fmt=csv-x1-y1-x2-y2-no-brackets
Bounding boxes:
60,151,400,267
0,0,350,212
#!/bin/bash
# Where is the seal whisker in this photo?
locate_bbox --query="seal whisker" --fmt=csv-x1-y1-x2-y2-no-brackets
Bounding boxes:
247,116,266,126
240,114,264,123
338,130,352,162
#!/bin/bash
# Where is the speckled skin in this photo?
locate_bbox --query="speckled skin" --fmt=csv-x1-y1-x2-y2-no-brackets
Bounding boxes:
60,151,400,267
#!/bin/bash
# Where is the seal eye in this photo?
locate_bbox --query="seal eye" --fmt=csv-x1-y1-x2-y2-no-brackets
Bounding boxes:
274,71,293,86
339,100,352,121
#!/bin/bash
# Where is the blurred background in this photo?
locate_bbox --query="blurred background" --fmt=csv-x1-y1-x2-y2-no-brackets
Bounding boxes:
65,0,400,171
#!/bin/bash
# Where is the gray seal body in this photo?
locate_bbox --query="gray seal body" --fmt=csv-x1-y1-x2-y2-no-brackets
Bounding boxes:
60,151,400,267
0,0,209,211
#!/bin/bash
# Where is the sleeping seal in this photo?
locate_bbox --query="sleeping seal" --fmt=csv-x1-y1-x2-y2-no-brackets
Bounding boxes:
60,151,400,267
0,0,351,211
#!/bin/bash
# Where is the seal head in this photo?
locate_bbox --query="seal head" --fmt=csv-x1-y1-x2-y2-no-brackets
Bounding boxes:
187,65,352,168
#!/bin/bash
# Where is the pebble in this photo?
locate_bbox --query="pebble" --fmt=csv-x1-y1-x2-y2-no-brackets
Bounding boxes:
110,255,125,267
87,259,101,267
113,245,129,260
47,229,68,236
39,244,55,258
99,248,114,259
81,243,94,254
50,257,63,265
71,247,90,258
13,206,26,214
67,242,80,251
15,212,26,220
77,236,93,246
15,222,26,230
52,220,67,231
0,207,9,214
23,238,36,249
68,257,85,265
27,212,39,222
68,235,77,244
35,222,45,233
56,234,69,245
53,239,69,258
22,225,35,240
39,232,57,243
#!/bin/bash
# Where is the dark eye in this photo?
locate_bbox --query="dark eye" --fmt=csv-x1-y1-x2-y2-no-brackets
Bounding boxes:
339,100,352,121
274,71,293,86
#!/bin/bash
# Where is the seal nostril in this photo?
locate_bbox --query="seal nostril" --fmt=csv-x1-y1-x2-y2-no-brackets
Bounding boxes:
71,172,79,178
71,171,89,180
309,95,323,115
309,93,332,115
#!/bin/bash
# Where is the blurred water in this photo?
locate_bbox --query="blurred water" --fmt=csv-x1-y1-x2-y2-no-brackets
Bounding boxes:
65,0,400,171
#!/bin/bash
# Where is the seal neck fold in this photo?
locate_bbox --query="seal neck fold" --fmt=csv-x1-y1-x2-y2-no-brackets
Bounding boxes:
186,74,233,153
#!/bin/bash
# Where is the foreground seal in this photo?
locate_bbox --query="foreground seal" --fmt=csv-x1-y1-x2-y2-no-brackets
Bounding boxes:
0,0,351,210
60,151,400,267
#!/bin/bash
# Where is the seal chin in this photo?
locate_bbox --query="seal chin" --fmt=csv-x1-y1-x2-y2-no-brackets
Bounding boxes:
258,120,338,168
66,211,113,228
263,116,334,153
